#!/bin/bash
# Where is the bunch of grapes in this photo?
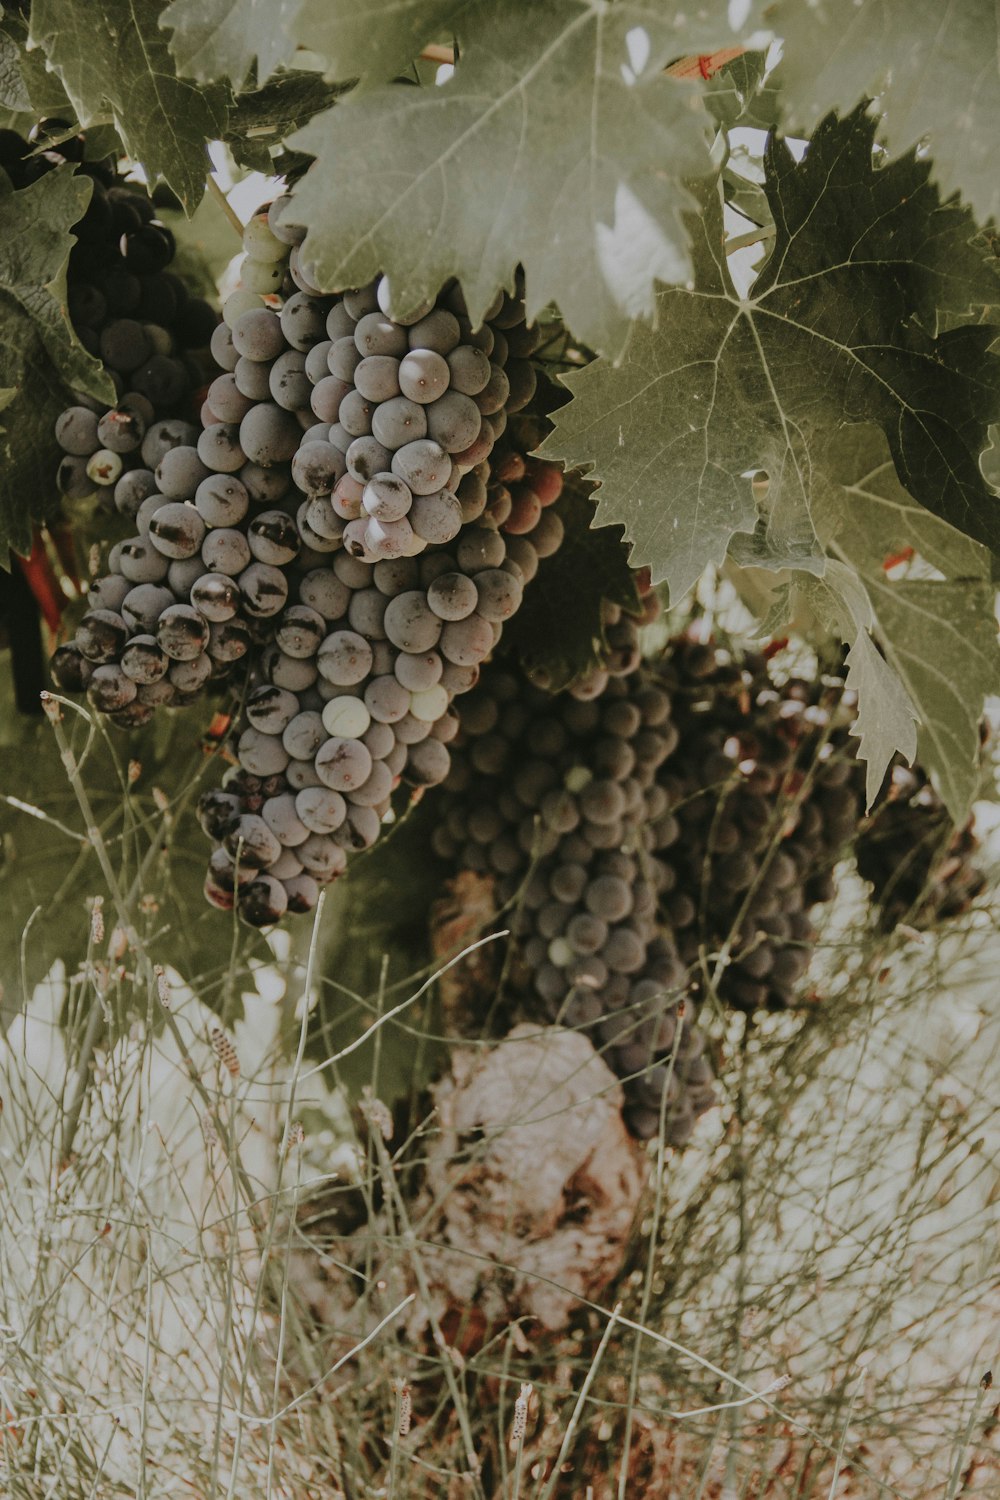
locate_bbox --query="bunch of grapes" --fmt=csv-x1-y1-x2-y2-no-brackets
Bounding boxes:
191,213,568,924
855,762,987,931
653,640,865,1013
430,660,716,1145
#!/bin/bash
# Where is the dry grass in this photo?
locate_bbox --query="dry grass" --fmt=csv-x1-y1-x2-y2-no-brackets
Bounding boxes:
0,692,997,1498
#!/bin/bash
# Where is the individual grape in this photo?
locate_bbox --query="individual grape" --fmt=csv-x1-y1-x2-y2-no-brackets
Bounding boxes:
196,423,247,474
287,441,344,501
397,349,450,405
281,292,328,351
234,355,273,401
362,472,413,522
409,489,463,544
77,610,128,663
327,335,362,382
86,449,124,487
346,587,389,639
189,573,241,621
383,591,442,653
364,515,415,559
275,604,327,658
314,736,373,792
86,576,131,615
446,344,491,395
121,583,175,633
425,391,482,453
239,403,301,466
138,419,194,471
232,308,285,362
373,557,419,598
237,727,290,776
317,629,373,686
148,502,207,559
194,473,249,528
118,535,170,583
113,468,154,522
364,675,410,723
248,511,300,566
225,814,283,870
201,527,252,575
342,437,389,487
304,341,334,386
321,696,371,739
239,562,289,616
408,683,449,722
353,354,401,403
206,373,253,423
95,405,144,454
261,793,310,848
390,438,449,495
241,464,291,507
169,652,213,693
242,257,284,296
439,612,493,666
471,567,522,622
300,569,350,619
371,396,426,449
337,388,375,437
210,321,239,371
347,758,394,806
456,526,505,573
87,663,139,713
57,454,95,499
269,349,311,411
99,318,151,373
156,604,210,660
394,650,442,691
120,634,169,683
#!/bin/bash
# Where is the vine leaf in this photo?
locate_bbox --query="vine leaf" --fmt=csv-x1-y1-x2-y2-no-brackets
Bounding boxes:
161,0,303,89
772,0,1000,231
502,490,641,690
287,0,735,355
0,168,115,557
540,107,1000,602
812,426,1000,824
29,0,227,210
223,72,347,172
0,27,31,112
293,0,472,87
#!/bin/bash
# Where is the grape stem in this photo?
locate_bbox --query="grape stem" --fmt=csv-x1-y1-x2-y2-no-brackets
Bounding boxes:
205,171,245,238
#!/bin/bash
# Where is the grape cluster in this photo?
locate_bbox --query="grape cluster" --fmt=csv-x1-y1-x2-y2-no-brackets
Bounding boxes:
654,641,865,1014
430,661,716,1145
192,215,562,923
855,762,986,931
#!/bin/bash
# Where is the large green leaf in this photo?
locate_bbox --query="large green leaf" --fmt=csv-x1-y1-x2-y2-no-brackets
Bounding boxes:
772,0,1000,231
287,0,734,355
540,108,1000,602
161,0,303,88
293,0,471,86
29,0,227,210
0,168,114,557
812,427,1000,823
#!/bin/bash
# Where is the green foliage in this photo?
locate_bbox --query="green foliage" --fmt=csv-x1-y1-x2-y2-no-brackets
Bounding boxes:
291,0,472,87
543,109,1000,593
224,72,345,172
161,0,303,88
773,0,1000,229
287,0,728,354
0,168,114,556
28,0,227,210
